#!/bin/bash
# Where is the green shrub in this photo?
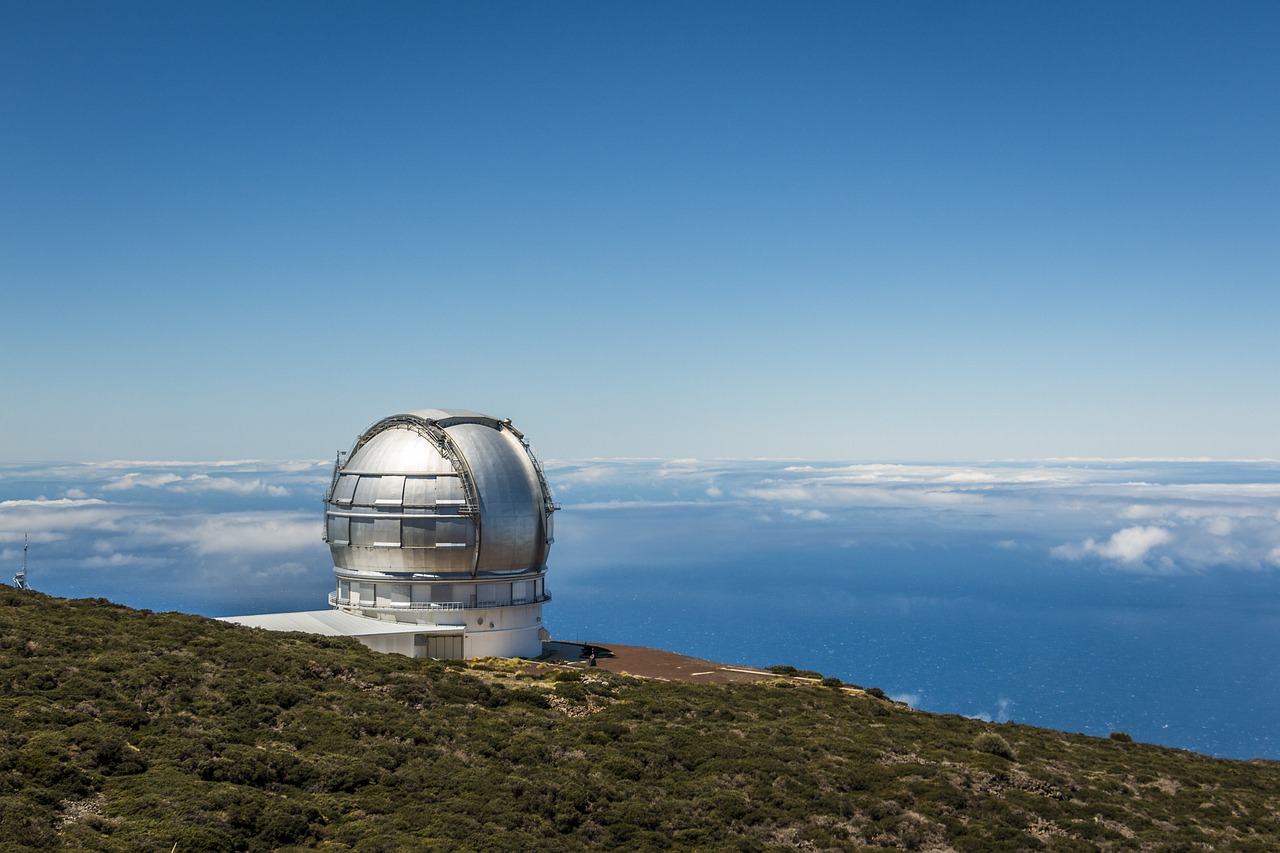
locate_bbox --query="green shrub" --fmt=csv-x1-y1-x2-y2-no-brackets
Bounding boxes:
1110,731,1134,743
973,731,1017,761
4,589,1280,852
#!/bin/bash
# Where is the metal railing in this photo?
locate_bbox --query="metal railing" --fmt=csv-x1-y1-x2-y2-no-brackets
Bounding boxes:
329,591,551,611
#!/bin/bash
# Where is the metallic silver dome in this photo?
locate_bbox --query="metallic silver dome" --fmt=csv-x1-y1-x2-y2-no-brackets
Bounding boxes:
324,409,555,577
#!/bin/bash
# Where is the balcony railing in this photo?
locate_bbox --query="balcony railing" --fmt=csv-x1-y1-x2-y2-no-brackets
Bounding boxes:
328,591,551,611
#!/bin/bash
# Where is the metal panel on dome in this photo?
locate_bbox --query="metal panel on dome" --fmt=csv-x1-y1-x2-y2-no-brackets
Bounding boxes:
372,518,400,546
326,515,350,544
332,475,357,505
345,427,457,475
443,421,545,572
375,475,405,505
402,476,438,507
402,517,434,547
350,518,376,546
352,477,380,506
436,477,466,505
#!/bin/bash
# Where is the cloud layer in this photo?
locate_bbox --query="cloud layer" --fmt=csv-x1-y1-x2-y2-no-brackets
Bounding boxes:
545,458,1280,574
0,461,332,612
3,458,1278,617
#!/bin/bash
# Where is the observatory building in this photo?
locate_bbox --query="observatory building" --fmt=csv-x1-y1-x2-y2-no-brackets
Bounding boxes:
223,409,556,659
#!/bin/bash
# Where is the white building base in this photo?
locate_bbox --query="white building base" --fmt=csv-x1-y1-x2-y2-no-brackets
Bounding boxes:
219,606,544,659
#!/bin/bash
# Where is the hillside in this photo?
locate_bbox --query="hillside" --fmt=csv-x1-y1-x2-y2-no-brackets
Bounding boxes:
1,589,1277,851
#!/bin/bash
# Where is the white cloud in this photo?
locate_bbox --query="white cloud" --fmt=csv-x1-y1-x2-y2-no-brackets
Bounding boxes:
737,483,982,508
101,471,290,497
782,508,829,521
1203,516,1235,537
82,551,171,569
0,498,135,540
8,458,1280,610
103,473,184,490
782,462,1078,486
543,458,1280,573
90,459,269,469
573,499,711,511
172,507,325,555
1095,526,1173,562
1054,525,1173,565
183,474,290,497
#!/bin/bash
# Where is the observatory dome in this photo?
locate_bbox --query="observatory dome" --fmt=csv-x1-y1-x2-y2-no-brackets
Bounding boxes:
322,409,556,658
325,409,554,575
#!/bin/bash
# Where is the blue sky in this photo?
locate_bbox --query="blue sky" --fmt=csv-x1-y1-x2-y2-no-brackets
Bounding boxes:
3,2,1278,462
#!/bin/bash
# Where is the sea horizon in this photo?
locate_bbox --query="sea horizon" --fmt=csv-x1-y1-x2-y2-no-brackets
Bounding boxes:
3,456,1278,760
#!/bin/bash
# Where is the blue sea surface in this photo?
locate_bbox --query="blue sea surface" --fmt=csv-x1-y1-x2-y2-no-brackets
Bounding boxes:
553,546,1280,760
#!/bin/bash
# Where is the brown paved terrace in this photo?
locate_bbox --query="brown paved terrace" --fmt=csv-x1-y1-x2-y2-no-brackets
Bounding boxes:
538,641,777,685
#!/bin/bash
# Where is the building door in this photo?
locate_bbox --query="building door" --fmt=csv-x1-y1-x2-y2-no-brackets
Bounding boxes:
414,633,463,659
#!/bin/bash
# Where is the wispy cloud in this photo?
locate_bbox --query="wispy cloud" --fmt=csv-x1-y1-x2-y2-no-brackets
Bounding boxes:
158,511,322,556
102,473,184,490
543,458,1280,574
0,461,335,610
5,458,1279,613
103,471,291,497
0,498,136,542
782,508,829,521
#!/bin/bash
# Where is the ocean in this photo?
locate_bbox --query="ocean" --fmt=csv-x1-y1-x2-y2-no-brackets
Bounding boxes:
3,457,1277,760
553,540,1280,760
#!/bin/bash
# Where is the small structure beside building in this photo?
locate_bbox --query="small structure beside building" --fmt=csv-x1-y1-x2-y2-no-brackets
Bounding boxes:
12,534,30,590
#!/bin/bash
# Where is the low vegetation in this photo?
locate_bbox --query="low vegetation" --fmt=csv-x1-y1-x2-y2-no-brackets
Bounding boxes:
2,588,1278,851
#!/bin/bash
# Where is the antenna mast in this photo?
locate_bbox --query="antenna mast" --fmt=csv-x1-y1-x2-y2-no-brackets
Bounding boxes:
13,534,30,590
